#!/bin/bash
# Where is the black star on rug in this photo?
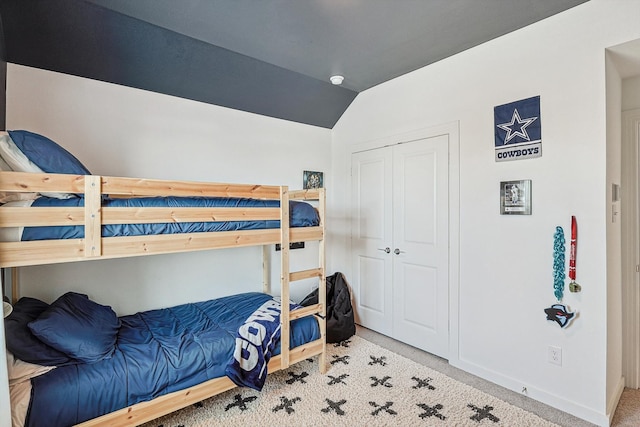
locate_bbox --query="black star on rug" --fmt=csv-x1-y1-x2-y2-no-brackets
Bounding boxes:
328,373,349,385
468,403,500,423
417,403,446,421
224,393,258,412
321,398,347,416
369,355,388,366
272,396,301,414
333,339,352,348
369,401,397,417
285,371,309,384
330,354,351,365
411,376,436,390
370,375,393,388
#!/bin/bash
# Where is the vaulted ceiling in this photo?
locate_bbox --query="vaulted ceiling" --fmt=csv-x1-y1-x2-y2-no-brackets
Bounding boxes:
0,0,589,128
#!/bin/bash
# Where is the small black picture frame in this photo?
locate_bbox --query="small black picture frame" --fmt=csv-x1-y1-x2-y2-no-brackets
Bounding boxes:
303,170,323,189
500,180,531,215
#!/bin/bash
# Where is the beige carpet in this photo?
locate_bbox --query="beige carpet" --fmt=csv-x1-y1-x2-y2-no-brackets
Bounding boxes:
144,336,560,426
612,388,640,427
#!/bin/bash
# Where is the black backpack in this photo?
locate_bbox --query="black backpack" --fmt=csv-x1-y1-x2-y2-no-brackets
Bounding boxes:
300,272,356,343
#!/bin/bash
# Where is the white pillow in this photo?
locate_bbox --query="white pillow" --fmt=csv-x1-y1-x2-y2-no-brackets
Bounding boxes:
0,152,12,171
0,143,38,203
6,351,55,386
6,351,55,427
0,132,73,199
0,199,35,242
0,132,44,173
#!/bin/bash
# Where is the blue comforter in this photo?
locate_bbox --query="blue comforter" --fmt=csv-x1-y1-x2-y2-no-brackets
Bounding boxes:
26,292,320,427
22,196,319,241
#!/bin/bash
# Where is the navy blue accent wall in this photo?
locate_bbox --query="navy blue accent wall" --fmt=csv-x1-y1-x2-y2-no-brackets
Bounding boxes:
0,0,356,129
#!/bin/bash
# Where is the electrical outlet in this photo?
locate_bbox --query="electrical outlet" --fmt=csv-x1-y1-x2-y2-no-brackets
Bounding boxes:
548,345,562,366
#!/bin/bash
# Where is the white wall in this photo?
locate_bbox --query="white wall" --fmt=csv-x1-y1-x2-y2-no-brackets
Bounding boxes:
5,64,332,314
619,46,640,392
331,0,640,425
605,50,624,422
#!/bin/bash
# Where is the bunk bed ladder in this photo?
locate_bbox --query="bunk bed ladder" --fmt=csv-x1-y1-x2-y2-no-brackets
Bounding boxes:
280,187,327,374
279,186,291,369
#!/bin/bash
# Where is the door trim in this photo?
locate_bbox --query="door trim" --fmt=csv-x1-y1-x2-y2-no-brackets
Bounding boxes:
349,121,460,360
622,109,640,388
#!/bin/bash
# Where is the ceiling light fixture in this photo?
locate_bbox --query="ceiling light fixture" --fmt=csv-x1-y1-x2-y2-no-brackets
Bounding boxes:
330,75,344,85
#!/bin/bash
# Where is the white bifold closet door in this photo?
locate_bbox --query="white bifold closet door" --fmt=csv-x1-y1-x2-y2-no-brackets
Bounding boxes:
351,135,449,359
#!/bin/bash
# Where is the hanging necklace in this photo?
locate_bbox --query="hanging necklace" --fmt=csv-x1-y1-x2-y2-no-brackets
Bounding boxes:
544,225,576,328
552,226,565,301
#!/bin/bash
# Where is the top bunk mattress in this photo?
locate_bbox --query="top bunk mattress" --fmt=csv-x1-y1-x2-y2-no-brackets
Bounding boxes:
2,196,319,242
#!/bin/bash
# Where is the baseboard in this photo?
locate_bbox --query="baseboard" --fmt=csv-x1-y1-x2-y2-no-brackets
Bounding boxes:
607,376,625,426
450,357,610,427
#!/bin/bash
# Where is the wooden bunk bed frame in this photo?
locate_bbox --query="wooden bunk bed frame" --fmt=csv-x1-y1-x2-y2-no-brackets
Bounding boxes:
0,170,327,427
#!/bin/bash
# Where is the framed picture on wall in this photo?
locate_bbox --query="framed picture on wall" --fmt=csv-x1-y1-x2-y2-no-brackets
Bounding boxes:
500,179,531,215
303,170,323,189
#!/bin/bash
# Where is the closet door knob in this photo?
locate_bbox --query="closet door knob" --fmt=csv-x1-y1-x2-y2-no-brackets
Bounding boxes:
378,247,391,253
394,248,405,255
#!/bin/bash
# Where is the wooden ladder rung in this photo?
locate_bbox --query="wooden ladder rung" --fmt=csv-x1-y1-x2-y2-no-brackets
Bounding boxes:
289,268,323,282
291,303,323,320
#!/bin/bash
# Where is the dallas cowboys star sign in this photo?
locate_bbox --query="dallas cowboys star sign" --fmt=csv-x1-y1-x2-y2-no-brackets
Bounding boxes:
494,96,542,162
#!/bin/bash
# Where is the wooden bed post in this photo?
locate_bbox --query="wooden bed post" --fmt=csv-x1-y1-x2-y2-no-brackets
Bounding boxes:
84,175,102,258
262,245,271,294
318,188,327,373
279,186,290,370
11,267,18,304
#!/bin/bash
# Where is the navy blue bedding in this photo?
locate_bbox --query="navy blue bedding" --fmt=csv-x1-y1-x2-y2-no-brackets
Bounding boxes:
21,196,319,241
25,292,320,427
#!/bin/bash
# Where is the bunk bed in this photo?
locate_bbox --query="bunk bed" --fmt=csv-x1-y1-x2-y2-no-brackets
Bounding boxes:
0,132,327,427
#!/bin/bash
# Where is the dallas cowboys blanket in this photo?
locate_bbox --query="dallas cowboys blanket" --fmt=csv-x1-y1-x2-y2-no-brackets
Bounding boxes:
226,298,300,391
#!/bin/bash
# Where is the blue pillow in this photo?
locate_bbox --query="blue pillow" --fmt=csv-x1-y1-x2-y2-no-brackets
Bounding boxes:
28,292,121,364
8,130,91,175
290,201,320,227
4,297,75,366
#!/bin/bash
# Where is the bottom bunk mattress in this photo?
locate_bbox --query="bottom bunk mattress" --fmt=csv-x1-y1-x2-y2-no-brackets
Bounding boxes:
5,292,320,427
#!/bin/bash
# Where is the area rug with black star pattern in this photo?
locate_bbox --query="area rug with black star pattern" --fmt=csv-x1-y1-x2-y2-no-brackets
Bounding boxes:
143,335,559,426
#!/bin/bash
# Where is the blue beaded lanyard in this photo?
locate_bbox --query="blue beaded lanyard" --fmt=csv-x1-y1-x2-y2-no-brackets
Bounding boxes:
552,226,565,301
545,224,575,328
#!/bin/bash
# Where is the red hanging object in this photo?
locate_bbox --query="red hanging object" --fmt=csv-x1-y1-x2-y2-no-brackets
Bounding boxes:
569,216,581,292
569,216,576,280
